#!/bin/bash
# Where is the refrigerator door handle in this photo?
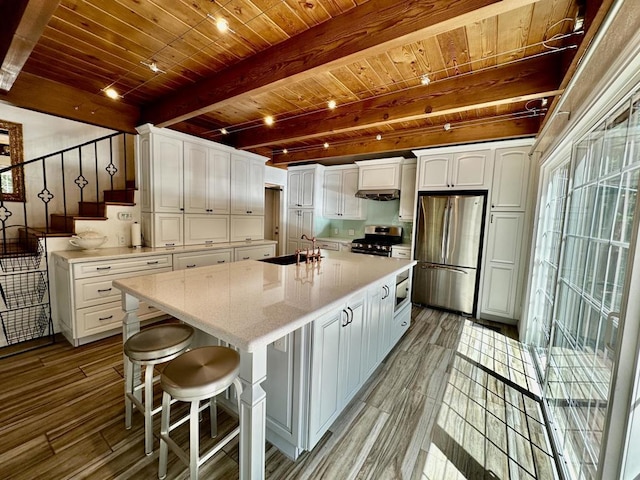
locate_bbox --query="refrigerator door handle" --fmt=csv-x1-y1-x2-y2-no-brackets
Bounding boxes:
419,263,469,275
440,202,450,263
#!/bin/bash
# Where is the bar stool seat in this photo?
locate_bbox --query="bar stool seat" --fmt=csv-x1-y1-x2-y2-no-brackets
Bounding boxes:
158,346,243,480
124,323,194,455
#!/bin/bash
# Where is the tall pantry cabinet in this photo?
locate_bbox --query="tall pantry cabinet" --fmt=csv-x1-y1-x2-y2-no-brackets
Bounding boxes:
286,165,326,254
137,124,267,247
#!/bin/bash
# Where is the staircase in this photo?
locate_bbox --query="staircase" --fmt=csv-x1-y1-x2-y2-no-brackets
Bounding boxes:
0,132,137,237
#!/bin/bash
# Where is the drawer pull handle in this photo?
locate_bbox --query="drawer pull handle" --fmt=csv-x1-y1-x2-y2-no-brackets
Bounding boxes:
165,243,175,247
263,253,270,256
147,261,159,265
205,241,213,244
96,266,111,271
186,264,196,268
401,321,408,326
217,260,226,263
243,257,250,260
97,288,112,293
99,315,114,321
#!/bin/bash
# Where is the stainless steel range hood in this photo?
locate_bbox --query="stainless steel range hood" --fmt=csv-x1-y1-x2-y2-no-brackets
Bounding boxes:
354,189,400,201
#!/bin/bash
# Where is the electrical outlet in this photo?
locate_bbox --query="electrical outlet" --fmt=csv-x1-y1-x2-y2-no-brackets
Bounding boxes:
118,234,126,246
273,336,288,353
117,212,133,221
348,229,355,236
333,228,339,235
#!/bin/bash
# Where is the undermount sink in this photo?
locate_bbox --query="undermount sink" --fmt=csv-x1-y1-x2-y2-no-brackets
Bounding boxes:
259,254,323,265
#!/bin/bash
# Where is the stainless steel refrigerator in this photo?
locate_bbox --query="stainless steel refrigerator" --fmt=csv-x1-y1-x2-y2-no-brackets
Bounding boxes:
413,193,486,315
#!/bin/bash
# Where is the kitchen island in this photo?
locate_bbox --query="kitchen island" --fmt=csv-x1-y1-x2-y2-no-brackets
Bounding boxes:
113,252,415,480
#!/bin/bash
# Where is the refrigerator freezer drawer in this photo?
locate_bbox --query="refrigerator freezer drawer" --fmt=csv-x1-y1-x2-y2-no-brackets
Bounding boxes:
413,263,477,315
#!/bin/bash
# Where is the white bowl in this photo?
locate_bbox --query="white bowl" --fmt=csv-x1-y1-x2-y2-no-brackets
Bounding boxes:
69,233,108,250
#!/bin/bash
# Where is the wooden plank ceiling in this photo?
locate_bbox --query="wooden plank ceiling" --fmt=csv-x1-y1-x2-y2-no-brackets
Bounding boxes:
0,0,607,165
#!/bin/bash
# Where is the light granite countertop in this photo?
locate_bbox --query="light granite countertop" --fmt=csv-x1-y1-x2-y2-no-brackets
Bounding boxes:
52,239,277,264
113,252,415,352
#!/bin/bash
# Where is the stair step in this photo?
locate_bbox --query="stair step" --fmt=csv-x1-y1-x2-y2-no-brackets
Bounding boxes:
125,180,136,189
50,214,108,234
78,202,106,217
104,189,135,203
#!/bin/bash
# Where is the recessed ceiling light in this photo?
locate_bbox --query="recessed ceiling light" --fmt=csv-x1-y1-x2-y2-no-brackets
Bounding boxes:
104,87,119,99
327,100,337,110
541,98,548,107
283,148,288,154
323,142,329,149
264,115,275,126
220,128,228,135
443,123,451,131
420,74,431,86
216,18,229,33
376,134,382,141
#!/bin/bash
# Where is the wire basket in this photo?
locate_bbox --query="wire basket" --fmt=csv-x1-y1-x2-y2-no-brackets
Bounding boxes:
0,271,47,309
0,232,43,273
0,304,51,345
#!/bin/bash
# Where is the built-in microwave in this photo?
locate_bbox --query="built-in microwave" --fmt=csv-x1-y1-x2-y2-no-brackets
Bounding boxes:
395,269,411,312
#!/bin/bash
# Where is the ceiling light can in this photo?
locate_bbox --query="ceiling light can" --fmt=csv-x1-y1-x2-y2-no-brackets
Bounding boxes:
264,115,274,126
443,123,451,131
328,100,337,110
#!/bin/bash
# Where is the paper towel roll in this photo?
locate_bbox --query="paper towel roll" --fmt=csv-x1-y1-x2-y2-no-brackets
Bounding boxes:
131,222,142,247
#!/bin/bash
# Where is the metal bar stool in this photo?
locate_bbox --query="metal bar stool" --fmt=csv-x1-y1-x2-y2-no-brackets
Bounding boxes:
124,323,195,455
158,346,243,480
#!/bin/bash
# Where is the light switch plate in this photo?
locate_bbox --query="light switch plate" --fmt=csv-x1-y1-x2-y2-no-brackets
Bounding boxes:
348,229,355,236
117,212,133,221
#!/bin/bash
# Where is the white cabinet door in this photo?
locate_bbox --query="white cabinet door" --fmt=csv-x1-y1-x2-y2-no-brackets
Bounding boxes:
288,168,316,208
184,141,208,214
340,294,365,405
152,213,183,247
399,160,417,221
341,168,362,219
491,147,530,211
481,212,524,318
152,135,183,213
451,150,492,188
363,283,384,378
231,154,265,215
209,147,231,214
358,162,402,189
418,155,451,189
230,215,265,242
308,308,342,448
322,169,342,218
184,214,229,245
322,167,362,219
287,209,314,242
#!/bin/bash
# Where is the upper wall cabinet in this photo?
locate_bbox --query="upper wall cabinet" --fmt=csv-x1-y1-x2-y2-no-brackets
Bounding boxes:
355,157,403,190
416,150,493,190
184,141,230,215
288,165,323,209
490,147,531,211
398,159,417,222
322,166,363,220
231,153,266,215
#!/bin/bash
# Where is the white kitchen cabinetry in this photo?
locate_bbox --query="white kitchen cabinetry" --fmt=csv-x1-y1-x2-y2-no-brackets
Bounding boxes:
308,292,365,448
398,159,417,221
230,215,265,242
231,153,266,215
363,278,394,378
141,212,184,248
355,157,403,190
174,249,232,270
287,209,314,254
184,141,230,215
416,150,492,190
481,212,524,318
322,166,362,219
142,134,184,213
490,147,531,211
234,243,276,262
288,165,323,208
184,214,229,245
391,245,411,259
54,254,172,346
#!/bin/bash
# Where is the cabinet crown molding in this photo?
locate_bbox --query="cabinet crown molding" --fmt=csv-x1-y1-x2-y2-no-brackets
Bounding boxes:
412,138,535,157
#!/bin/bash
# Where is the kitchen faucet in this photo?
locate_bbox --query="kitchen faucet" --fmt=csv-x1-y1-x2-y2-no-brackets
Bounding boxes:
300,234,321,263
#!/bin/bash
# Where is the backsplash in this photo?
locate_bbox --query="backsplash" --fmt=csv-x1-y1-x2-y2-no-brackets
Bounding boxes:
324,199,412,242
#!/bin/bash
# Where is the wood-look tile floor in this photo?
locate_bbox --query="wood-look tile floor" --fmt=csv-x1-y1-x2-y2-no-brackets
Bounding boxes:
0,307,558,479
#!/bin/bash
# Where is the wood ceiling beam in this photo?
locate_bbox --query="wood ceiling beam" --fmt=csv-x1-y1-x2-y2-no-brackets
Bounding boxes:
143,0,541,128
0,0,60,92
234,54,563,150
1,72,140,133
272,116,540,165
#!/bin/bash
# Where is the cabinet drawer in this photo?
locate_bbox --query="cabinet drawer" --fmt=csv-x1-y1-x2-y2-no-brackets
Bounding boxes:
174,250,232,270
74,267,172,308
73,255,172,279
78,301,164,337
391,247,411,259
317,241,339,251
234,244,275,261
